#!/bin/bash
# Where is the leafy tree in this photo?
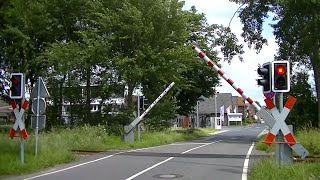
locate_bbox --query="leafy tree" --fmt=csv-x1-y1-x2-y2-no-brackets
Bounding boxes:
0,0,59,126
173,5,244,115
0,0,245,131
39,0,114,126
108,0,185,108
0,0,55,80
229,0,320,126
287,69,317,130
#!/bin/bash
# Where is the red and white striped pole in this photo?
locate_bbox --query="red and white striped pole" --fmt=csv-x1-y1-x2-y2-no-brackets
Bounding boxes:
192,45,261,111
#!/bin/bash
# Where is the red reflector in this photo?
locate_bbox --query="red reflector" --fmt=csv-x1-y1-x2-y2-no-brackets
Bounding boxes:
276,66,285,75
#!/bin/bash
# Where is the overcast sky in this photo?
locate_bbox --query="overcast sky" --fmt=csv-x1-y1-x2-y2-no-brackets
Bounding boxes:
183,0,278,106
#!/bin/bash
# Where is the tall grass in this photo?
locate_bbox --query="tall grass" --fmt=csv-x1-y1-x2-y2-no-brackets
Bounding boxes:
0,126,215,177
255,128,320,156
296,128,320,156
255,134,275,153
252,128,320,179
251,158,320,180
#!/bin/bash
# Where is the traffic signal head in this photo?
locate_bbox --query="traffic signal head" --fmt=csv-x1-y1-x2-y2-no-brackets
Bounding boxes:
139,96,144,110
257,62,271,93
271,61,290,92
9,73,24,99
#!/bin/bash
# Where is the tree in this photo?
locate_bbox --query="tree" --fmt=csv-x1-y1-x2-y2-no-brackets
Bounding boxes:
287,69,317,130
39,0,114,126
0,0,51,83
0,0,59,127
0,0,245,130
229,0,320,126
108,0,189,108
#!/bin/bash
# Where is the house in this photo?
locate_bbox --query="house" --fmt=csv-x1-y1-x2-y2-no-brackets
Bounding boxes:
237,96,261,120
57,86,142,124
177,93,241,128
237,97,246,119
173,93,260,128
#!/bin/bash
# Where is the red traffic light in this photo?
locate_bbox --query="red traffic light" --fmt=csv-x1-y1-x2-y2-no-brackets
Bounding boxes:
11,77,19,85
9,73,24,99
272,61,290,92
276,65,285,75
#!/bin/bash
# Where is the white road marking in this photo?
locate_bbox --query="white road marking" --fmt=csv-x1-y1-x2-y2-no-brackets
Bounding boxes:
181,140,222,154
24,143,177,180
125,157,175,180
241,142,255,180
22,152,124,180
22,135,222,180
171,142,210,145
125,140,222,180
208,130,229,135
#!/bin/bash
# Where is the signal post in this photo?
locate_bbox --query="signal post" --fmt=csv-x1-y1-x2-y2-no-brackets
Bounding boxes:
257,60,294,165
9,73,27,165
192,44,308,166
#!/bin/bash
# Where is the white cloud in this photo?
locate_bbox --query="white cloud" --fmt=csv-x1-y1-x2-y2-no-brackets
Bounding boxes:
183,0,278,106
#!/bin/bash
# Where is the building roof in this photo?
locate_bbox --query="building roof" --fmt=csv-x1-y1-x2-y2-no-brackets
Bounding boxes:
197,93,233,115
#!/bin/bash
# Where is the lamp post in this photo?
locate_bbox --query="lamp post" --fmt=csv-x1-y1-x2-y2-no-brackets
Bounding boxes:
215,92,219,120
196,101,199,128
215,94,217,119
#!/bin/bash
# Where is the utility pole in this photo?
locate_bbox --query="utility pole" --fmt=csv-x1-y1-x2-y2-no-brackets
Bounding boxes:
137,95,141,141
196,101,199,128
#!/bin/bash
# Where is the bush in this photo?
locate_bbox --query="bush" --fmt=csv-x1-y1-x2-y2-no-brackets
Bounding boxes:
103,107,135,136
243,118,256,125
144,117,172,132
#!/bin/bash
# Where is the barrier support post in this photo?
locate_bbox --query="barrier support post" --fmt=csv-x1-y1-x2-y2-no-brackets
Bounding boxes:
276,93,293,165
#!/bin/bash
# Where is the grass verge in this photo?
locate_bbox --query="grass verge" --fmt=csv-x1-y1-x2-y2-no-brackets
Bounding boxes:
252,128,320,180
251,158,320,180
0,126,215,177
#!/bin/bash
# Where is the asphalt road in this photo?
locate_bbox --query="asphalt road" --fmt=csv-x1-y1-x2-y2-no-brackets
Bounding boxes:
7,123,269,180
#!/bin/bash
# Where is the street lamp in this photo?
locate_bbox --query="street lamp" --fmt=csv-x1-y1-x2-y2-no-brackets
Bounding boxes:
215,92,219,119
196,101,199,128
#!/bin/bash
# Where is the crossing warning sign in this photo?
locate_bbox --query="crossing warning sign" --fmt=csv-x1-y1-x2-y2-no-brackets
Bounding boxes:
262,96,309,159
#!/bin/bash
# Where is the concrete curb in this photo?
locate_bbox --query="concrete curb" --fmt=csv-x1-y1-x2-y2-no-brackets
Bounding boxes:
208,130,229,136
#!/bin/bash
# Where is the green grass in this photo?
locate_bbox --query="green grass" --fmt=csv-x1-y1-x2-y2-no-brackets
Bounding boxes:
252,128,320,180
255,128,320,155
0,126,215,177
255,134,275,153
251,158,320,180
296,129,320,156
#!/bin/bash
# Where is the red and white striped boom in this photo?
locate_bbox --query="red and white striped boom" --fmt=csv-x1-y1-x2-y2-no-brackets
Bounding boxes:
192,45,261,111
192,44,309,159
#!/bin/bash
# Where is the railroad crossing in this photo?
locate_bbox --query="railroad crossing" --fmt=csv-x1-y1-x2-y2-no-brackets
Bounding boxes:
191,44,309,161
